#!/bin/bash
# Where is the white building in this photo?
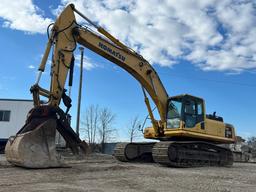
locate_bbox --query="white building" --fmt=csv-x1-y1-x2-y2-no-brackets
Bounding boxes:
0,99,34,140
0,99,34,152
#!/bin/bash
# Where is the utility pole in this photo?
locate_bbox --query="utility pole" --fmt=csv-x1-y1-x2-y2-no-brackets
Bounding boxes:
76,47,84,136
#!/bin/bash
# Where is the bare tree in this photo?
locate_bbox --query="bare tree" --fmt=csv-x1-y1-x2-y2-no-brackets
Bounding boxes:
128,116,142,143
81,105,99,150
99,107,116,152
248,137,256,150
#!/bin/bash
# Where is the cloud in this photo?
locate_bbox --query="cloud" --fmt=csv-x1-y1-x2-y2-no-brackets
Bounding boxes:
74,54,97,70
28,65,36,69
0,0,53,34
55,0,256,73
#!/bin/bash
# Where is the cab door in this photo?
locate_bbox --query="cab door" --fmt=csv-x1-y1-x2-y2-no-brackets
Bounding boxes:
183,98,205,133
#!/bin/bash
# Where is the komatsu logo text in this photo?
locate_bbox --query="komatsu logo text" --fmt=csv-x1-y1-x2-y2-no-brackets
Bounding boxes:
98,42,126,62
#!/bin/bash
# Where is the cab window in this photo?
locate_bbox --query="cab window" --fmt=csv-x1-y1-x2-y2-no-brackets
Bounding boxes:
197,101,204,122
184,100,197,128
184,99,204,128
167,99,182,128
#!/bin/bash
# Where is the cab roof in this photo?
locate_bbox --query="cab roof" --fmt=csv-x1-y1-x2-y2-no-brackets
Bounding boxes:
169,94,204,101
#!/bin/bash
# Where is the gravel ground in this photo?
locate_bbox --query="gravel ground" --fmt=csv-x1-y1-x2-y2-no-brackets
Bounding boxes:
0,154,256,192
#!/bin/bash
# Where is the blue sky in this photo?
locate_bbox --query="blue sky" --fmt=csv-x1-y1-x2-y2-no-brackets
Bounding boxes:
0,0,255,141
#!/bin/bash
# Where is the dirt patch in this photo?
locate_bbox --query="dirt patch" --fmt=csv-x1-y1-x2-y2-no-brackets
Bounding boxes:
0,154,256,192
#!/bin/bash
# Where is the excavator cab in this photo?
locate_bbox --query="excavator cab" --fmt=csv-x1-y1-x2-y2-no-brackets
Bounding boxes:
167,94,205,130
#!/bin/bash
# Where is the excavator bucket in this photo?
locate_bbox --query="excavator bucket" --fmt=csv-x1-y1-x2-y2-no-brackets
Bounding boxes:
4,106,88,168
5,119,63,168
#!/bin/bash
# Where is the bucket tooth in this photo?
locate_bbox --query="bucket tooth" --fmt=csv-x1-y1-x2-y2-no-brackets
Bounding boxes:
5,119,64,168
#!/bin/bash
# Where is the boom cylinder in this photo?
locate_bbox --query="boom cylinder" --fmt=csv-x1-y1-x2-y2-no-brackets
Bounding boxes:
38,39,53,72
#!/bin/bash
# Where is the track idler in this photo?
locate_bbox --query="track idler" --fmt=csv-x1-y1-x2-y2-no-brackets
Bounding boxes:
5,106,88,168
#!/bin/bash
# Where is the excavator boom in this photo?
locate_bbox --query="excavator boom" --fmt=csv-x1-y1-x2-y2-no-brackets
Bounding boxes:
35,4,168,131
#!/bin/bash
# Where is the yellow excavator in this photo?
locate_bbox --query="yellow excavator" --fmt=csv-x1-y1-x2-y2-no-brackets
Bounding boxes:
5,4,235,168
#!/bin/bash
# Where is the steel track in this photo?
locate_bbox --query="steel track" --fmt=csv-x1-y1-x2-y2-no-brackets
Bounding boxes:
114,141,233,167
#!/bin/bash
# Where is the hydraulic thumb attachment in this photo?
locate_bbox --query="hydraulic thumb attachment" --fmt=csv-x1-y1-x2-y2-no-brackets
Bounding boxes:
5,106,89,168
